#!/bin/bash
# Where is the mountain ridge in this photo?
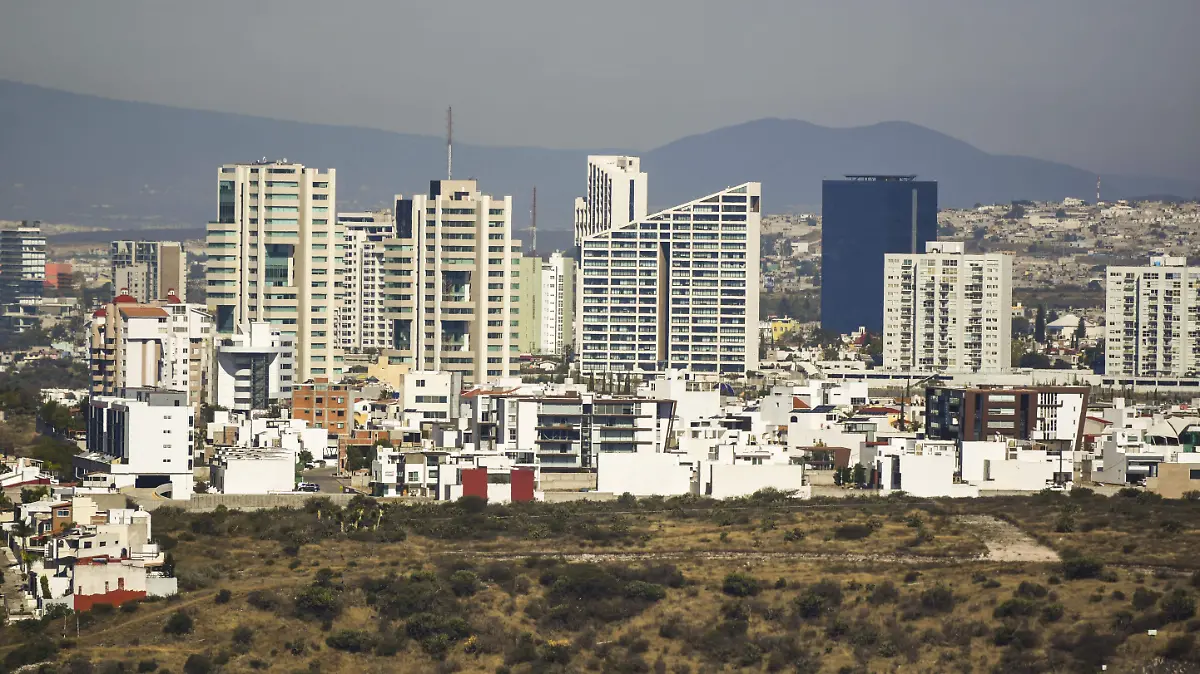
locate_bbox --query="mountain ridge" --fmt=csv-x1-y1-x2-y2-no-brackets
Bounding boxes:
0,79,1195,233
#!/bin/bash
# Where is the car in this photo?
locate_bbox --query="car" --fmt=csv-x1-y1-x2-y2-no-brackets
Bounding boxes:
296,482,321,493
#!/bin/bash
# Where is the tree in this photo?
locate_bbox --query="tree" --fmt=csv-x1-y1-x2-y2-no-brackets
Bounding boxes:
1034,305,1047,344
851,464,867,487
1018,352,1052,369
1054,208,1067,219
21,486,48,503
1073,317,1087,347
163,610,193,635
1012,316,1031,337
1004,203,1026,220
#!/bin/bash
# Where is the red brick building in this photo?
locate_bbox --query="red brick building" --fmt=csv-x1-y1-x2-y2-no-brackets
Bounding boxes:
292,378,354,436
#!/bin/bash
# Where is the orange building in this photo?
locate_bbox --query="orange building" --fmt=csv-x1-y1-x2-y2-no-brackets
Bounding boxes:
44,262,73,290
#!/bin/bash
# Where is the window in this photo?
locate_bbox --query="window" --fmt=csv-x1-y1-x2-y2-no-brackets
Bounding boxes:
1191,469,1200,480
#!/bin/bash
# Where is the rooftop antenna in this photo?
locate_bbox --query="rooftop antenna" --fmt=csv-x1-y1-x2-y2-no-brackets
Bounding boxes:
1096,176,1101,204
531,185,538,254
446,106,453,180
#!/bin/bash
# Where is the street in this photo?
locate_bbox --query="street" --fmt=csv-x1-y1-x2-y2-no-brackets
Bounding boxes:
302,466,348,495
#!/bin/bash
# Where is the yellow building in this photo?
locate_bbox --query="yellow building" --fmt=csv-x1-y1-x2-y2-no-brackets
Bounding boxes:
770,317,800,342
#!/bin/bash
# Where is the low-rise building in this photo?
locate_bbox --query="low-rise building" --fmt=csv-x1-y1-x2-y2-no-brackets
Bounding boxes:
210,449,295,494
12,499,176,615
292,377,354,437
465,390,675,471
81,388,194,499
925,385,1089,451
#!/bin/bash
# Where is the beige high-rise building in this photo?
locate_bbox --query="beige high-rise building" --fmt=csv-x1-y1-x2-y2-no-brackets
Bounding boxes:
337,211,396,353
382,179,522,385
206,161,338,387
517,252,576,356
88,293,212,407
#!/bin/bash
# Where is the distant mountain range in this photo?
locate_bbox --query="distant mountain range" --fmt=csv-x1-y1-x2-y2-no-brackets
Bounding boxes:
1,79,1196,241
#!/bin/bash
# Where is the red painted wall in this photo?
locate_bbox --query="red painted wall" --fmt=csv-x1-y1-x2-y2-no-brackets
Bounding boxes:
510,469,535,502
74,588,147,612
461,468,488,500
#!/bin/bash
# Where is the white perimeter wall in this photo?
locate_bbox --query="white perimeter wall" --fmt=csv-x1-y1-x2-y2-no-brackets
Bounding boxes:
706,463,808,499
597,452,694,497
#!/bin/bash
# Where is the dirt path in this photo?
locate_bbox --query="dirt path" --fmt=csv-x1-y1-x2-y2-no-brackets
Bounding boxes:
455,549,972,565
956,515,1060,562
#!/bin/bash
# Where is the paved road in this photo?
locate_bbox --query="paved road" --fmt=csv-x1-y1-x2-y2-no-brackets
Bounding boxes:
302,467,349,495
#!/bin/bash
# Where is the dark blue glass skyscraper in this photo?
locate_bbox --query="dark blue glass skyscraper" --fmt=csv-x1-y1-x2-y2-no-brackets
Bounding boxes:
820,176,937,334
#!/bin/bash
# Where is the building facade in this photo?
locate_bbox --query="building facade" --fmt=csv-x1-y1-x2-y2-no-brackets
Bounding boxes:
925,385,1089,451
214,322,290,412
382,179,522,384
0,223,46,330
206,161,338,384
517,252,577,356
883,241,1012,372
85,388,195,498
44,262,74,291
292,377,354,437
88,294,212,407
337,211,396,353
110,241,186,303
466,391,676,470
1104,255,1200,377
821,176,938,334
577,164,760,375
573,155,648,246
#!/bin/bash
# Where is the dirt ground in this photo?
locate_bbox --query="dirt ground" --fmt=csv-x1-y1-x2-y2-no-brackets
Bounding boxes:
958,514,1061,562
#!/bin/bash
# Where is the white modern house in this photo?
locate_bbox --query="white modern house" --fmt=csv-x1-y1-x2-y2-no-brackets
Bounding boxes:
80,388,194,499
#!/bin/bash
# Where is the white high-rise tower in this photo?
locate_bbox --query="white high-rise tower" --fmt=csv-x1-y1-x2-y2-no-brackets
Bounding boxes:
576,158,760,375
883,242,1012,372
573,156,648,246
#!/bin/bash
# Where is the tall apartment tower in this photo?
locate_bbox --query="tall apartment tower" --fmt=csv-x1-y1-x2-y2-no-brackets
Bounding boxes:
577,159,760,375
206,161,337,386
337,211,396,353
0,223,46,330
539,252,574,355
883,242,1012,372
1104,255,1200,377
382,179,522,384
822,176,938,334
517,252,577,356
573,156,648,246
110,241,186,303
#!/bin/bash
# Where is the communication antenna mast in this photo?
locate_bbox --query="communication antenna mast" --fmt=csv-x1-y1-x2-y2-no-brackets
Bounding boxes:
1096,176,1101,204
531,186,538,254
446,106,453,180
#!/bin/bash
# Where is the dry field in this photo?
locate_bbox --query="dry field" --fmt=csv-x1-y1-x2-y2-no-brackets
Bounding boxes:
4,492,1200,673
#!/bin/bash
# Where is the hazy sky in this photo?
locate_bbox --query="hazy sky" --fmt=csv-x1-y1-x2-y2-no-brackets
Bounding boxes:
1,0,1198,179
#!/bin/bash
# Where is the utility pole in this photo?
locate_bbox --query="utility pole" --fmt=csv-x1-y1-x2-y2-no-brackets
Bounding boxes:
446,106,453,180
